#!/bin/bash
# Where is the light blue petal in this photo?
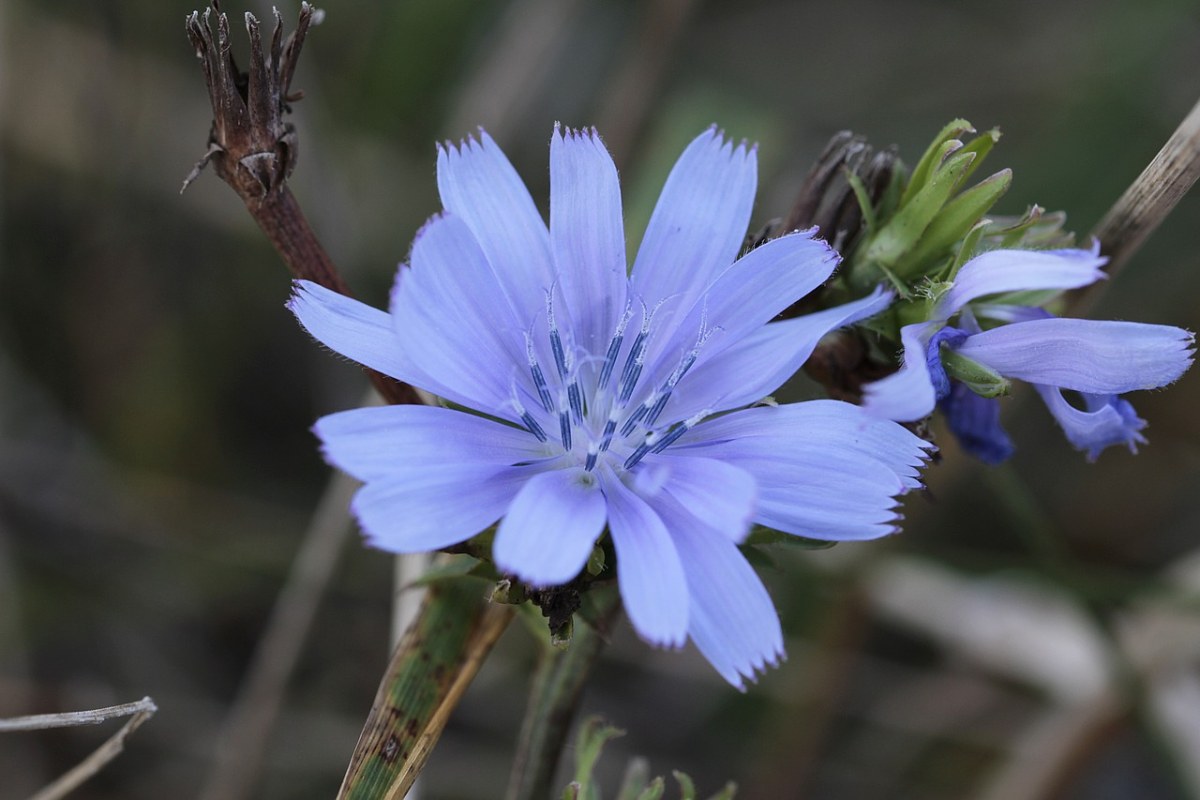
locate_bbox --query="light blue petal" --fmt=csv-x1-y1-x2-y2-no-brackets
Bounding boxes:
938,245,1106,317
660,287,892,420
645,455,757,542
390,213,535,415
1035,385,1148,461
314,405,550,482
957,318,1195,394
437,130,555,315
288,280,417,383
600,467,688,647
679,400,932,491
649,494,783,689
351,464,528,553
494,468,607,586
641,231,840,387
677,403,928,540
550,126,628,356
861,321,942,422
630,128,756,316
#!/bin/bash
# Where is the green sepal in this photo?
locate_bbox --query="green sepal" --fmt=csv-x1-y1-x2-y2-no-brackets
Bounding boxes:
742,526,837,550
704,784,738,800
636,778,665,800
616,758,652,800
941,348,1011,398
406,555,493,589
943,219,992,281
865,149,977,274
674,771,697,800
954,127,1001,186
899,119,974,207
894,168,1012,277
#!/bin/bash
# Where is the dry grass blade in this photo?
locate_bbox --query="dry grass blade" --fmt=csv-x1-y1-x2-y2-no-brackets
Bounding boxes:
337,580,513,800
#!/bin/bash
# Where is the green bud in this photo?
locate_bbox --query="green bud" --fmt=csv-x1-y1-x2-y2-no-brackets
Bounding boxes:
941,348,1011,398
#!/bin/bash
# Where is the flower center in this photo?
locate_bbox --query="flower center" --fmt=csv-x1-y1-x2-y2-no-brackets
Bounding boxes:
512,292,715,474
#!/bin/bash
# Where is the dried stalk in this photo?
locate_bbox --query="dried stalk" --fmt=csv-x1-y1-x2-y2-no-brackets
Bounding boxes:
1079,95,1200,312
1,698,158,800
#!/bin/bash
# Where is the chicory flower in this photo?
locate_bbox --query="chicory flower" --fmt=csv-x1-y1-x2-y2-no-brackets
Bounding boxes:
862,245,1194,462
290,125,933,687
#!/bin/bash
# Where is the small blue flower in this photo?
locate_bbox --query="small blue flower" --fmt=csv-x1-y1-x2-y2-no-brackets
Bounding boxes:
289,125,933,687
863,246,1194,462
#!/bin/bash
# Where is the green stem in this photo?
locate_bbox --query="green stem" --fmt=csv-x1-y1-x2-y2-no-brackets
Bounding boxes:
337,579,513,800
505,586,622,800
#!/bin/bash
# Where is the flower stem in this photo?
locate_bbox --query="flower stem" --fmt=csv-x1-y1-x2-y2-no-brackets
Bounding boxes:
337,578,514,800
505,586,622,800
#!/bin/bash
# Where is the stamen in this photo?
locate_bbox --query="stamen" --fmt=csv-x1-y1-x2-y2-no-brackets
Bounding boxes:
546,291,570,379
597,303,634,391
584,442,599,472
521,412,548,442
559,411,572,451
619,403,650,437
624,410,709,470
509,381,548,442
598,417,618,452
643,391,672,428
567,380,585,424
616,301,654,404
525,332,554,412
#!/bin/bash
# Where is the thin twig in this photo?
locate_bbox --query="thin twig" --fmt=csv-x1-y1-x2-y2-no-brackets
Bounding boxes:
26,702,157,800
0,697,157,733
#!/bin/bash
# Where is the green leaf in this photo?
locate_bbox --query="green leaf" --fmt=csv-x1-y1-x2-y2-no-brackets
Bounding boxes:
573,716,625,791
899,119,974,207
941,348,1011,398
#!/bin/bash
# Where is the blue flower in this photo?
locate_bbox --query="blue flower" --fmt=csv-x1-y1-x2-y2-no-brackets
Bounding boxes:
289,125,933,688
863,246,1194,462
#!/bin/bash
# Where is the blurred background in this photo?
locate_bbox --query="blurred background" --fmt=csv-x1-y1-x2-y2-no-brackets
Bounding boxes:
2,0,1199,798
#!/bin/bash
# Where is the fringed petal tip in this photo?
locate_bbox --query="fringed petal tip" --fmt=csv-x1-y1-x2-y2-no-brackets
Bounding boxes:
725,644,787,693
436,126,499,158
